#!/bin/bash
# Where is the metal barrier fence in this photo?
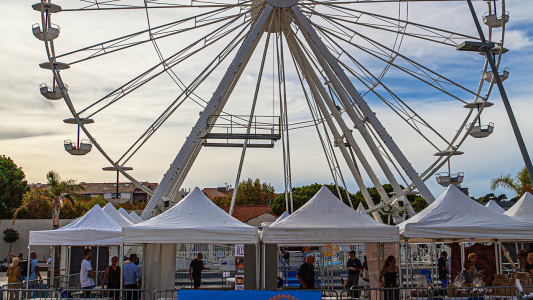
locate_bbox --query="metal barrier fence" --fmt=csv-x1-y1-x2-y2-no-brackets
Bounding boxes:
174,270,234,289
339,286,431,300
0,285,526,300
0,288,59,300
62,289,151,300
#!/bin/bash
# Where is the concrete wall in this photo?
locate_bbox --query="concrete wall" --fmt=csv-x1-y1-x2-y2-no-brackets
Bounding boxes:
0,219,74,261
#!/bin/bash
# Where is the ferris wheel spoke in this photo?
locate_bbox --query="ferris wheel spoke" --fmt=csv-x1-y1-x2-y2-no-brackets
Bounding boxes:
63,0,244,11
116,19,252,165
56,5,245,64
302,3,479,46
310,0,486,4
78,12,250,117
319,30,455,149
312,17,482,103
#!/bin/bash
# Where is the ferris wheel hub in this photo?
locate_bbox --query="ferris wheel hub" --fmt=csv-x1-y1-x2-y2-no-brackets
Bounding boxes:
264,0,299,8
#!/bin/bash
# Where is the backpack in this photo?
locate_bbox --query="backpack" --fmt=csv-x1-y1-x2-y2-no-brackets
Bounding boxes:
19,259,28,275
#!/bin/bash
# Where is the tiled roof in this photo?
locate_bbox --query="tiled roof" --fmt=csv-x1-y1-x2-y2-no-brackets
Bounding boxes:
218,205,277,223
29,182,158,194
202,188,233,199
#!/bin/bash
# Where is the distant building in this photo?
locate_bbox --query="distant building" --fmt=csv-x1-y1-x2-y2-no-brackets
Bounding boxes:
29,182,158,204
219,205,277,226
202,186,234,199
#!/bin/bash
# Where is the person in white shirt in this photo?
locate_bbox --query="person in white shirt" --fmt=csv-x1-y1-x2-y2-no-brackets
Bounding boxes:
80,249,95,298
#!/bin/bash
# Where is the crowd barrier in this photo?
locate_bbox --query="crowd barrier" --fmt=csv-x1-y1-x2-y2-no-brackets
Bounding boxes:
0,285,527,300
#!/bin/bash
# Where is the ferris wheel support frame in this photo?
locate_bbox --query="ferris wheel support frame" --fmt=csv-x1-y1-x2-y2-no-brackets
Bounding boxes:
285,27,382,221
291,5,435,205
290,11,415,215
465,0,533,184
140,5,274,220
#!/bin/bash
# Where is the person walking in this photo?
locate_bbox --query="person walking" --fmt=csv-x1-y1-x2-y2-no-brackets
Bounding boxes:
189,252,210,289
28,251,42,290
438,251,449,288
7,257,22,300
101,256,121,300
123,254,142,300
296,254,315,289
379,256,399,300
80,249,95,298
346,250,363,298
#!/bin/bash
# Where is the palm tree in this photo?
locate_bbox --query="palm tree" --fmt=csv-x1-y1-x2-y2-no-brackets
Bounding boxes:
13,171,83,282
490,166,533,197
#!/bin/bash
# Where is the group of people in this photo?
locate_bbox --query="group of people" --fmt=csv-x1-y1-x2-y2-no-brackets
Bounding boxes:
81,249,142,300
5,252,42,300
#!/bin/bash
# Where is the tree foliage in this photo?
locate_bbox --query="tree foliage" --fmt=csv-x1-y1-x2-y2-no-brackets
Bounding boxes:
473,193,508,204
211,178,276,206
270,183,429,221
3,228,19,244
0,156,29,218
490,166,532,197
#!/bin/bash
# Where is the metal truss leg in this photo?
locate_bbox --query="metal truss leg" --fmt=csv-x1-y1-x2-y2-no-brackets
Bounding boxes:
285,27,383,222
291,6,435,205
140,5,274,219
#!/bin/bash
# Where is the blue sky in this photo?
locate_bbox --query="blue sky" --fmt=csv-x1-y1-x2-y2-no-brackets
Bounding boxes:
1,0,533,202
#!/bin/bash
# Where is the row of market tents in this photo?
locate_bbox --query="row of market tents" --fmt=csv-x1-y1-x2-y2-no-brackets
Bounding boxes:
29,185,533,247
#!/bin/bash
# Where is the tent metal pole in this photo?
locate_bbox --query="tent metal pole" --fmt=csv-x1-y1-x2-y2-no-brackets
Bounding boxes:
256,244,260,290
142,244,146,290
494,241,499,274
404,240,409,287
261,244,266,289
96,246,99,286
27,246,31,289
398,242,403,288
119,244,124,299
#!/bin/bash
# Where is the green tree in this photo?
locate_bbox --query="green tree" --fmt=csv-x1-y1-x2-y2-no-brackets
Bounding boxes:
0,156,29,218
211,178,276,206
270,183,358,216
490,166,532,197
3,228,19,258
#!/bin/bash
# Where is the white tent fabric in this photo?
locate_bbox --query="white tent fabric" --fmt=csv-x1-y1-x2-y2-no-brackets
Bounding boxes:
505,192,533,218
122,187,259,244
130,211,144,223
485,200,505,213
29,205,122,246
270,211,289,226
118,207,138,223
103,203,134,227
399,185,533,242
262,186,399,244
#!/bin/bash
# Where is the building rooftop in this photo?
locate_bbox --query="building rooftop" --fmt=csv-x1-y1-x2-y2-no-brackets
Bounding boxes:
202,187,234,199
218,205,277,223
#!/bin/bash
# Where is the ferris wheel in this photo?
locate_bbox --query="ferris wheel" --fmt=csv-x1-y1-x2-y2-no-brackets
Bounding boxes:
33,0,510,223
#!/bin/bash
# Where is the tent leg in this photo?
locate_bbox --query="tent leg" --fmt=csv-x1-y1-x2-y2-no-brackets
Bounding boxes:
119,244,124,299
404,240,409,287
27,246,31,289
261,244,266,290
494,241,499,274
142,244,146,290
255,244,260,290
398,242,403,288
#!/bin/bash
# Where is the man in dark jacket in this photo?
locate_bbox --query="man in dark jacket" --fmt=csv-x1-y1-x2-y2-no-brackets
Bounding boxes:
297,254,315,289
438,251,449,288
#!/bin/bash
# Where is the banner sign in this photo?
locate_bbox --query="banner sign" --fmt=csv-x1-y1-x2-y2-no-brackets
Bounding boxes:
235,245,245,290
178,290,322,300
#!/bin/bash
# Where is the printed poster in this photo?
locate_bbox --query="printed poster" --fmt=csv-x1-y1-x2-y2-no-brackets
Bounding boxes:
235,245,244,290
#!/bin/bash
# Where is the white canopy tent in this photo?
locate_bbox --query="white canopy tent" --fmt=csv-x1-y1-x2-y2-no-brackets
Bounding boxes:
103,203,134,227
118,207,138,223
122,187,259,292
262,186,399,245
399,185,533,242
504,192,533,218
29,204,122,246
130,211,144,223
356,202,366,213
485,200,505,213
270,211,289,226
122,187,258,244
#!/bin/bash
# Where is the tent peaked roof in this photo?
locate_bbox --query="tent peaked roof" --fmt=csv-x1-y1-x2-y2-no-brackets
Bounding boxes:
29,204,122,246
505,192,533,218
485,200,505,213
118,207,137,223
399,185,533,241
263,186,398,244
122,187,258,244
270,211,289,226
103,203,134,227
130,211,144,223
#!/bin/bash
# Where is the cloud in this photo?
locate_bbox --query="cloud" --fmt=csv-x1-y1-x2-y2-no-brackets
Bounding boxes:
504,30,533,51
0,128,61,141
